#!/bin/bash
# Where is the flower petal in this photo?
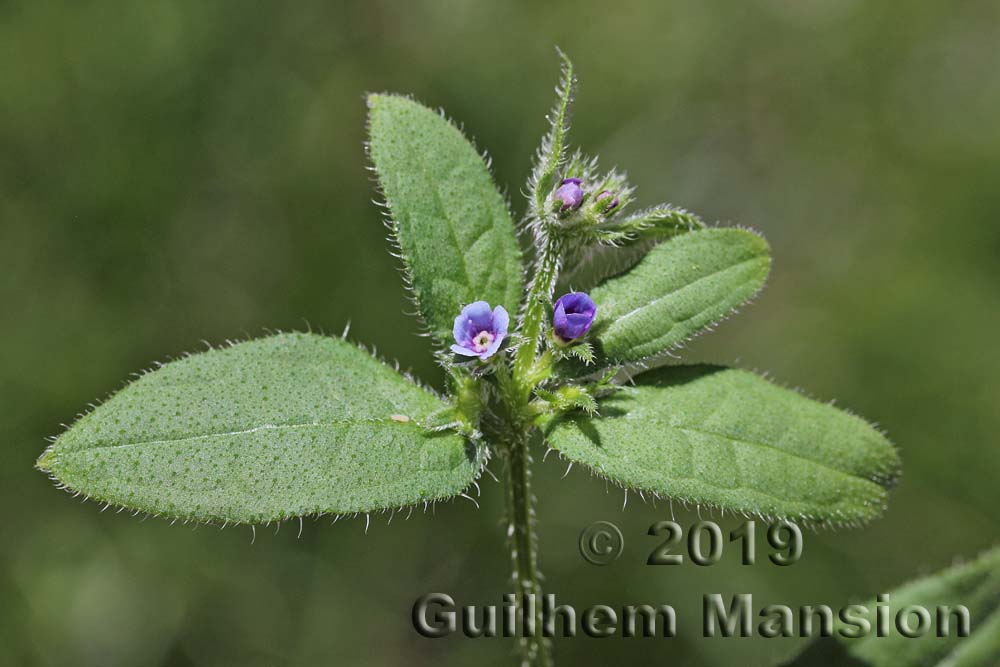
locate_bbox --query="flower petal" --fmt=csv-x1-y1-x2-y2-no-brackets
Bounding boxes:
553,300,568,331
564,312,594,338
462,300,494,332
452,314,471,345
492,305,510,336
450,343,481,357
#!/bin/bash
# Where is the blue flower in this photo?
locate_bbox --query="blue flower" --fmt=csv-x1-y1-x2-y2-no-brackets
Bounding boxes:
451,301,510,360
553,178,584,212
553,292,597,343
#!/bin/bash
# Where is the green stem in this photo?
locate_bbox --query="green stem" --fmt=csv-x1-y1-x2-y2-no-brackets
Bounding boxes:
502,431,551,667
513,233,562,396
498,224,563,666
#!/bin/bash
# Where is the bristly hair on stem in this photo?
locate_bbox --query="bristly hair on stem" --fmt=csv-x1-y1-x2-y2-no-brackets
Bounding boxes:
526,48,576,234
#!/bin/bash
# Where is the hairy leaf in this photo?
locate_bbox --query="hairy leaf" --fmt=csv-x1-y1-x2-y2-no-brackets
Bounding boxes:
558,239,657,293
544,365,900,525
838,546,1000,666
367,94,522,343
37,333,481,524
591,228,770,362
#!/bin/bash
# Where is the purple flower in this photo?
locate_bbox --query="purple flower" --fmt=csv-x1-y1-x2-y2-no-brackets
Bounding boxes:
553,292,597,343
553,178,584,212
594,190,619,213
451,301,509,360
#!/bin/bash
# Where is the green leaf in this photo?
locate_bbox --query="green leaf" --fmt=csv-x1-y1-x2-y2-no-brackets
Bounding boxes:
838,546,1000,667
544,365,900,525
590,227,771,363
37,333,482,524
558,239,657,293
367,94,523,344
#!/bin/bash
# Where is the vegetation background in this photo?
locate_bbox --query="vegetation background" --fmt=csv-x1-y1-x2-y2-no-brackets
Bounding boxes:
2,2,998,665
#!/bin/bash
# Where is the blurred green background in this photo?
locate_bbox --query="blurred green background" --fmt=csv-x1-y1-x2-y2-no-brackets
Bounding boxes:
2,1,998,665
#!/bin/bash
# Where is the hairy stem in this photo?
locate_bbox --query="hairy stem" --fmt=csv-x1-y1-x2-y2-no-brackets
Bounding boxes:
502,431,551,667
513,233,562,394
501,221,563,666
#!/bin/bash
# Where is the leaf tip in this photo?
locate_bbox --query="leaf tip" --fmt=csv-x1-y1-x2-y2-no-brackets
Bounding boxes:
554,45,574,71
36,448,55,473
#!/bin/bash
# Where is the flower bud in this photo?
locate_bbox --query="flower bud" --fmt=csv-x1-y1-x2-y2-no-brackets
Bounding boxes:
552,292,597,343
553,178,584,213
593,190,619,214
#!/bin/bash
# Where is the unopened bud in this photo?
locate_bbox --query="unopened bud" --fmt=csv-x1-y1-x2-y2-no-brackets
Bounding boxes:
553,178,584,213
594,190,619,214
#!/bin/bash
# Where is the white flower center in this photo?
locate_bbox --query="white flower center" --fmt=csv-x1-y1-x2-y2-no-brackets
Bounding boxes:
472,330,495,353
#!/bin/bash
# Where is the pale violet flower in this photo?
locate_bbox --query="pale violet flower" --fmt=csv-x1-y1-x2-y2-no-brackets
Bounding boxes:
553,177,584,212
451,301,509,360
